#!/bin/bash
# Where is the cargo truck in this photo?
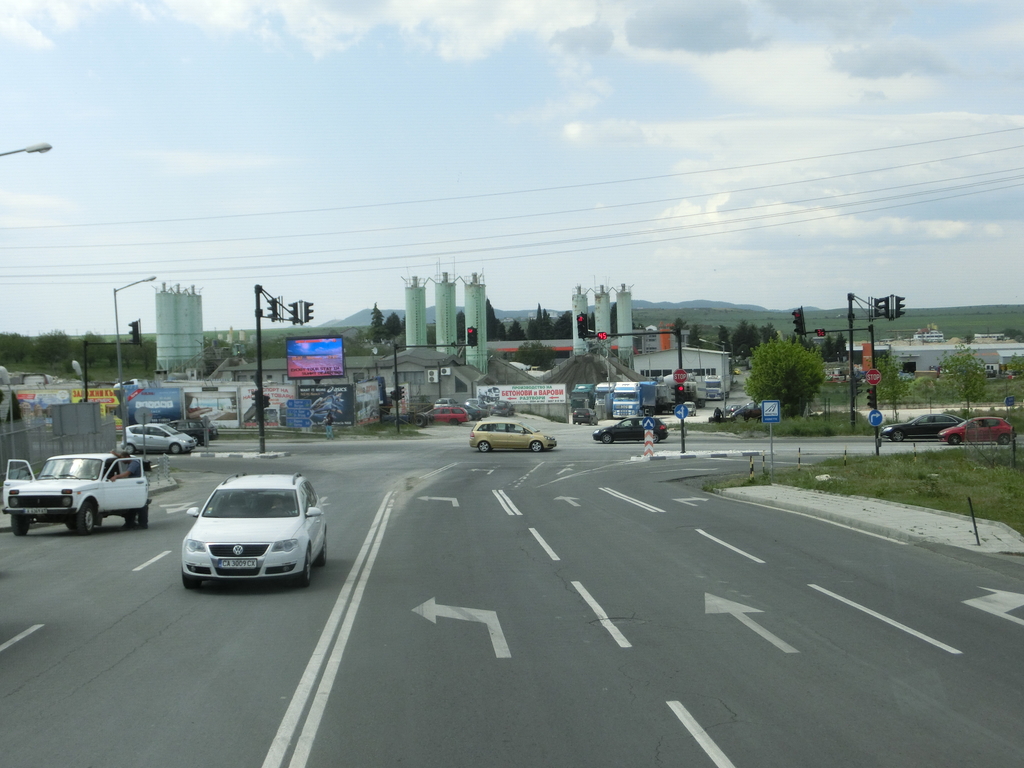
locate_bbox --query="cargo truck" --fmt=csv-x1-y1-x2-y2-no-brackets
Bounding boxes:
611,381,657,418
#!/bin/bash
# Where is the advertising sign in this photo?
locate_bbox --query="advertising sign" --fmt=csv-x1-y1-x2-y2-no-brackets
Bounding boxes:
287,337,346,380
477,384,567,404
240,384,294,427
297,384,354,427
181,387,240,428
354,380,380,426
16,390,73,423
127,388,184,425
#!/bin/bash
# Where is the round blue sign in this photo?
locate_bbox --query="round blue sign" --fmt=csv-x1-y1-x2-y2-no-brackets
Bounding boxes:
674,404,689,420
868,409,884,427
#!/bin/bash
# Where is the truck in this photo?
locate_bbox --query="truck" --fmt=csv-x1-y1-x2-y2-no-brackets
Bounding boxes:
569,384,597,410
703,376,724,401
611,381,657,418
3,454,150,536
655,379,704,413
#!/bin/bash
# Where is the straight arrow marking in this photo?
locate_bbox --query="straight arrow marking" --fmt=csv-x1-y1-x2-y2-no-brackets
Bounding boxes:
963,588,1024,627
705,593,798,654
417,496,459,507
412,598,511,658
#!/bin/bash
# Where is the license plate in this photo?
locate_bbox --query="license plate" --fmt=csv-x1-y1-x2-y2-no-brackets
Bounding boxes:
218,558,258,568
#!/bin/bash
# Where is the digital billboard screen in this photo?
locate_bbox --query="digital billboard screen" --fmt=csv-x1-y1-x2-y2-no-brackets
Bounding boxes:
286,337,345,380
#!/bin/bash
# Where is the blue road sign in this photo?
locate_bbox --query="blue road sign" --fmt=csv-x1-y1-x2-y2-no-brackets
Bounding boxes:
287,399,311,409
761,400,781,424
288,418,313,428
674,404,689,420
285,408,312,418
868,409,884,427
1006,396,1016,407
642,416,656,430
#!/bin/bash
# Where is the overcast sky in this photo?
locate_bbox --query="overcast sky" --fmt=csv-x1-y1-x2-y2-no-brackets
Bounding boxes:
2,0,1022,338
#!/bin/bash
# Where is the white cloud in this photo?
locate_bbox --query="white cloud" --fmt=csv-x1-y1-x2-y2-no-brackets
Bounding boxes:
625,0,761,54
763,0,909,38
831,38,952,78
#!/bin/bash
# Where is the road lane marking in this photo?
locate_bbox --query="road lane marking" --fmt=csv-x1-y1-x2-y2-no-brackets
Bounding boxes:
572,581,632,648
963,588,1024,627
417,496,459,507
528,528,560,561
667,701,738,768
599,487,666,513
133,550,171,571
705,593,798,653
674,497,709,507
420,463,457,479
162,502,197,514
0,625,44,655
261,492,395,768
809,584,962,655
696,529,765,564
412,598,511,658
554,496,580,507
492,489,522,516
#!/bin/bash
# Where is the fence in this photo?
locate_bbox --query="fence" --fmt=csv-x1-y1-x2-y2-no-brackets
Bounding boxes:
963,435,1019,471
0,418,119,471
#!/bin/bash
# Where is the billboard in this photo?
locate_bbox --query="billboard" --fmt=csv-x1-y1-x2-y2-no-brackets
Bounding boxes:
477,384,567,404
183,388,239,428
298,384,353,427
126,387,185,424
240,384,295,427
287,337,345,380
354,380,380,426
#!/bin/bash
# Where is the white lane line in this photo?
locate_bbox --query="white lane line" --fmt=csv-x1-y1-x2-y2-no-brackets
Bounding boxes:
667,701,738,768
261,492,394,768
599,487,666,514
287,493,397,768
695,529,765,564
808,584,963,655
133,550,172,571
420,463,458,479
492,489,522,516
572,581,632,648
0,624,44,655
162,502,197,514
528,528,560,561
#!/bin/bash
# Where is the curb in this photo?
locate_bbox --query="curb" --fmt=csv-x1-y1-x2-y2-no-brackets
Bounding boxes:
631,450,762,461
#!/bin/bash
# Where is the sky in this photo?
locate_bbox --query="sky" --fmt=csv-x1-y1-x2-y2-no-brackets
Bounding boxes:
1,0,1022,339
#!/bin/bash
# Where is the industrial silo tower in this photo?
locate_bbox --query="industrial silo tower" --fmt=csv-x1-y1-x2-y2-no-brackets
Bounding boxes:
404,277,428,347
155,284,204,372
463,273,488,373
615,284,634,366
594,285,612,345
434,272,458,355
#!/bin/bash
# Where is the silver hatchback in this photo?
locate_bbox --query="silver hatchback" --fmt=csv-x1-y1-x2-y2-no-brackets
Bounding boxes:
123,424,196,454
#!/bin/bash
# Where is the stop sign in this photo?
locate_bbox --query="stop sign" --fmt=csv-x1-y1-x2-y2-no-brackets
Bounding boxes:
673,369,688,384
865,369,882,385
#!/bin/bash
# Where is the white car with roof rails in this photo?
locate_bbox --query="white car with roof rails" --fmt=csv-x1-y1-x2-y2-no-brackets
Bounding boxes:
181,473,327,589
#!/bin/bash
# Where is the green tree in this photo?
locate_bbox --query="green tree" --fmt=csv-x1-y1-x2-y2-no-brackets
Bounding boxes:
1006,354,1024,377
745,338,826,417
0,333,34,365
690,323,703,349
758,323,777,345
875,353,911,420
384,312,403,339
513,341,555,370
731,321,760,358
940,345,987,412
717,325,731,351
33,331,72,373
507,319,527,341
552,311,572,339
369,304,385,340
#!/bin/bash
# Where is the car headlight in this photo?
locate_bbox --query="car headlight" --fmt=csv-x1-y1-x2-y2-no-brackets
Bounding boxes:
185,539,207,553
272,539,299,553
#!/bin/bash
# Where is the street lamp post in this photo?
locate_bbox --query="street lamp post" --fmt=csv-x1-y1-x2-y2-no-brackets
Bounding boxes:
0,143,51,158
114,277,156,439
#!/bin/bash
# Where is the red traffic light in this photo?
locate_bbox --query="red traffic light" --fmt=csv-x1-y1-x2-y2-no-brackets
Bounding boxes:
815,328,826,337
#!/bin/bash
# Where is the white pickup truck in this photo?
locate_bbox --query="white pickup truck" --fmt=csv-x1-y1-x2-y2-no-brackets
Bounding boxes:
3,454,150,536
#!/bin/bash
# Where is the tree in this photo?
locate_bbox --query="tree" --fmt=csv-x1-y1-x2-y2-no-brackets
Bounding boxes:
384,312,403,339
33,331,72,372
689,324,703,349
513,341,555,370
940,344,987,412
369,304,385,339
731,321,759,358
1006,354,1024,377
507,319,527,341
745,338,826,417
758,323,777,345
874,353,911,421
0,333,33,364
552,311,572,339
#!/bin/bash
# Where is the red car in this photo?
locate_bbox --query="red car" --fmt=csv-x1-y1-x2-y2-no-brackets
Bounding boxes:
938,417,1014,446
421,406,470,425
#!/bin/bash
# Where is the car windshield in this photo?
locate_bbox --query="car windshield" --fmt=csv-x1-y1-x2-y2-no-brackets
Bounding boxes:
38,458,103,480
202,489,300,518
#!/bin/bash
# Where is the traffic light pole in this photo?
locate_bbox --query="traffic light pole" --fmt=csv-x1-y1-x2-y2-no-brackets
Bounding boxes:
255,285,267,454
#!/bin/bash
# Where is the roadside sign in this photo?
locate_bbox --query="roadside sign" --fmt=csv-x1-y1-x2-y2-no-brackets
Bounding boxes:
673,369,688,384
135,407,152,425
285,408,312,418
865,369,882,386
761,400,781,424
868,409,884,427
642,416,656,430
674,404,689,420
288,418,313,428
287,399,311,409
1006,396,1016,407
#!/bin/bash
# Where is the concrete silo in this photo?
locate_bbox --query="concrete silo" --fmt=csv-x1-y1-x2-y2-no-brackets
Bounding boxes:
615,284,634,365
434,273,458,354
404,277,428,347
571,286,589,356
155,284,204,371
594,285,612,345
463,273,488,373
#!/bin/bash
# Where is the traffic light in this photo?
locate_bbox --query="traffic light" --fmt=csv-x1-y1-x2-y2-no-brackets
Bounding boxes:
576,313,590,338
466,326,478,346
302,301,314,325
792,307,806,336
596,331,609,341
866,386,877,410
873,296,890,320
268,297,282,322
128,320,141,345
675,384,687,403
892,295,906,319
815,328,826,338
394,386,405,401
287,301,300,324
261,394,271,409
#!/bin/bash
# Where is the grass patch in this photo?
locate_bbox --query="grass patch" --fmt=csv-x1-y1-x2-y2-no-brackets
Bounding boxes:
684,414,875,438
706,449,1024,536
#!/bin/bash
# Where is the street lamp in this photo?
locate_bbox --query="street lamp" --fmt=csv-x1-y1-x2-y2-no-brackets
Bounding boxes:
0,143,52,158
0,366,13,461
114,277,156,436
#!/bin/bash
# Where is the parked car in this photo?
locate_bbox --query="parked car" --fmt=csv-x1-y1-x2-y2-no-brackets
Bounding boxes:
938,417,1015,446
726,402,761,422
881,413,965,442
462,400,491,421
168,418,219,446
434,397,460,407
418,406,470,426
181,473,326,589
593,417,669,444
123,424,196,454
490,401,515,417
571,407,598,425
469,420,557,452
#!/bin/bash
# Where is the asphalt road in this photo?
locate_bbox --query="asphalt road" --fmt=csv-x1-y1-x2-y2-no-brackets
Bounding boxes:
2,424,1022,767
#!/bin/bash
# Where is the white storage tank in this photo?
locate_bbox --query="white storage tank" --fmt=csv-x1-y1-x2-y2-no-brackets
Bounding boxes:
464,273,488,373
434,273,457,354
615,284,633,364
155,284,204,371
404,276,428,347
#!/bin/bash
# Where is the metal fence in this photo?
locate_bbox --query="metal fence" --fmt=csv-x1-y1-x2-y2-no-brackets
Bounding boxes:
963,436,1019,471
0,418,119,471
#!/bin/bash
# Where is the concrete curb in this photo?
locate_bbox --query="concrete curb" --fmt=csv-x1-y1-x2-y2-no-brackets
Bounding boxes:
631,450,762,461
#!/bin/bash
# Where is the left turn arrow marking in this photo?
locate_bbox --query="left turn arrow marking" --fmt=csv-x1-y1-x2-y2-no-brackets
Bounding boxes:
413,598,511,658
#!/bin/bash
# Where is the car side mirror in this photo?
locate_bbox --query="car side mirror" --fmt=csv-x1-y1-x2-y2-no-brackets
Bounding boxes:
187,507,200,517
306,506,323,518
